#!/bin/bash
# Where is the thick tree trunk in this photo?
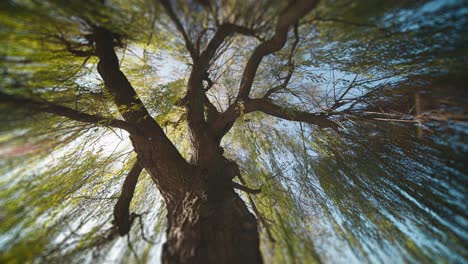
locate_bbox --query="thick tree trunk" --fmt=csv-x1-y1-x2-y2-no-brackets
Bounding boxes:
131,135,263,264
161,188,263,264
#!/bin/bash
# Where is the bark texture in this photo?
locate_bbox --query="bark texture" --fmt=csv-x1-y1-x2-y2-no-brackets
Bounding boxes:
162,187,262,264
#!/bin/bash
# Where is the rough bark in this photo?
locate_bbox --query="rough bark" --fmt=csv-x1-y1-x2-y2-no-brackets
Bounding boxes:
161,170,263,264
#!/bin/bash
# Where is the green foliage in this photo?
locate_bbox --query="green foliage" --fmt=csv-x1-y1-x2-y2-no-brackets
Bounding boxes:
0,0,467,263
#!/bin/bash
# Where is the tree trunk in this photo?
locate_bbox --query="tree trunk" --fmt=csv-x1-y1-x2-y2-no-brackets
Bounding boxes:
161,179,263,264
131,135,263,264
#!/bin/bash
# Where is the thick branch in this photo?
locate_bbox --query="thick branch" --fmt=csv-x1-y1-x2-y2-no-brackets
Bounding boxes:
246,99,338,130
93,27,156,127
211,1,320,137
93,26,190,179
113,161,143,236
237,0,319,100
232,182,262,195
212,98,337,136
185,23,262,136
0,91,136,133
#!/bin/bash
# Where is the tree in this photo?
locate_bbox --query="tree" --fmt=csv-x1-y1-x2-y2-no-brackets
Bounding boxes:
0,0,466,263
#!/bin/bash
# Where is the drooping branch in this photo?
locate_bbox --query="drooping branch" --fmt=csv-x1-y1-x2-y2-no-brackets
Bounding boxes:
113,161,143,236
50,34,94,57
237,174,276,243
304,15,388,33
0,91,137,133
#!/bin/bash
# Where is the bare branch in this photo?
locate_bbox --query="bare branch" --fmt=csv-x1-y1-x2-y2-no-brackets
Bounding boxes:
51,34,94,57
263,23,299,99
232,182,262,195
93,27,161,130
0,91,137,133
329,73,359,111
159,0,198,60
198,23,264,73
246,98,338,130
211,1,320,138
212,97,338,137
113,161,143,236
185,22,264,134
237,0,320,100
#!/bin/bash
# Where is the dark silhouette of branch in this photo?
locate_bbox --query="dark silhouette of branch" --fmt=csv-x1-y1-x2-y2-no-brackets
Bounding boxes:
93,27,155,127
236,0,320,100
263,23,300,99
51,34,94,57
197,22,265,70
0,91,137,133
185,22,265,136
305,16,385,31
212,97,338,139
159,0,198,60
212,0,320,138
246,99,338,130
232,182,262,194
93,26,191,195
113,161,143,236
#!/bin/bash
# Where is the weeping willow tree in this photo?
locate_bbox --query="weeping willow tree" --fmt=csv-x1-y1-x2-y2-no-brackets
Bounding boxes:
0,0,466,263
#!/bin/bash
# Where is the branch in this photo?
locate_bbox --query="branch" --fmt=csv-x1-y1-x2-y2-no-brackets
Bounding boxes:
93,26,190,194
113,161,143,236
329,73,359,111
159,0,198,60
51,34,94,57
232,182,262,195
263,24,299,99
237,174,276,243
197,23,264,74
212,98,338,137
237,0,320,100
93,27,162,130
203,72,214,92
0,91,137,133
185,23,262,134
247,99,338,130
210,1,320,138
306,16,389,33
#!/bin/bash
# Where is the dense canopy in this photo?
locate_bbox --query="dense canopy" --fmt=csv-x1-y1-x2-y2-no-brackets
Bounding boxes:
0,0,467,263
